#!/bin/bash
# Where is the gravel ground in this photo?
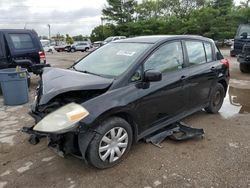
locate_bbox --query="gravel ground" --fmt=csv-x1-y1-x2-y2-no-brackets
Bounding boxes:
0,49,249,188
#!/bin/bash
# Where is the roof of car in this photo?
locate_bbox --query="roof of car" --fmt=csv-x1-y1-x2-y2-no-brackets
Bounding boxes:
115,35,213,44
0,29,31,32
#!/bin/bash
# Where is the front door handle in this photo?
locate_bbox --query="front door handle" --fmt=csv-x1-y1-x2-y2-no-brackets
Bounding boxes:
210,66,216,71
180,75,186,80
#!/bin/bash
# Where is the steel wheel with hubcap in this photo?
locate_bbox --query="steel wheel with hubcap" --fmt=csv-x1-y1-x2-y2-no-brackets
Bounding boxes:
99,127,128,163
86,117,132,169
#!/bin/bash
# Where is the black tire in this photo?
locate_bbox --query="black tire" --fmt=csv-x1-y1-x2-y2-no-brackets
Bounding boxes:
86,117,133,169
85,47,89,51
71,48,75,52
205,83,225,114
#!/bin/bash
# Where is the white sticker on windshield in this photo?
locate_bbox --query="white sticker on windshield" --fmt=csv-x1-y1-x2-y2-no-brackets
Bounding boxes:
116,50,136,56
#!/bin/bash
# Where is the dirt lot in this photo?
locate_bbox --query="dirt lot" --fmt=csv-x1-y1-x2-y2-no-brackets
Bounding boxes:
0,50,250,188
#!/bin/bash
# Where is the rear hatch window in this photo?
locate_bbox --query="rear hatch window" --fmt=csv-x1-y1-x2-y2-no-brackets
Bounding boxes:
9,33,34,49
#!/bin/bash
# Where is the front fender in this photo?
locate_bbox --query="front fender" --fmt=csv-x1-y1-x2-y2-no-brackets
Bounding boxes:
79,85,140,131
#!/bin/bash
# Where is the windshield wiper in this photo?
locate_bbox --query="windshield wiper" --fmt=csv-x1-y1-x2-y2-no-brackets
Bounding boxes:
77,70,102,77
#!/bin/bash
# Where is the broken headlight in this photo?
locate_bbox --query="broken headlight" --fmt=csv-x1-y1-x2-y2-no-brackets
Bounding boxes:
33,103,89,133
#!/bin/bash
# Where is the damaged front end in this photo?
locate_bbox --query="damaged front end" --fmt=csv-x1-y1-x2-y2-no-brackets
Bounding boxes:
22,67,113,159
23,102,91,158
31,67,113,121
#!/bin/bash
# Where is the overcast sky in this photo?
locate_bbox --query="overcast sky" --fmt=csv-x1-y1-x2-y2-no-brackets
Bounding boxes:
0,0,242,37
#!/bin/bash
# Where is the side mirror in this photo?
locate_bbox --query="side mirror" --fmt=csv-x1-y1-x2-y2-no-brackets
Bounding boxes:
240,32,248,39
144,70,162,82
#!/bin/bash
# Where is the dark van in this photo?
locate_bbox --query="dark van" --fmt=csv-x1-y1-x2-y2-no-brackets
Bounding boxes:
0,29,49,73
230,24,250,57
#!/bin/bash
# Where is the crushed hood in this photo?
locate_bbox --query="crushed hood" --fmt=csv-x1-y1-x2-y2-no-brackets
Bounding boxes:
39,67,113,105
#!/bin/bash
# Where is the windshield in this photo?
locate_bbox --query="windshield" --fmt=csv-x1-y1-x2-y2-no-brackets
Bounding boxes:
237,24,250,37
74,42,151,77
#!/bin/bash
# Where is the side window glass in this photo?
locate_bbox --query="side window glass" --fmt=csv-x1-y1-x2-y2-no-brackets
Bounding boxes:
144,41,183,73
9,33,34,49
204,42,213,62
186,41,206,66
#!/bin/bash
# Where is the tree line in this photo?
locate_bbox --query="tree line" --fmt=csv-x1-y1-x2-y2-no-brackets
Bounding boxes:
90,0,250,42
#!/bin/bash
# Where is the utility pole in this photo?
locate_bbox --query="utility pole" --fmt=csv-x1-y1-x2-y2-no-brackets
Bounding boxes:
47,24,51,41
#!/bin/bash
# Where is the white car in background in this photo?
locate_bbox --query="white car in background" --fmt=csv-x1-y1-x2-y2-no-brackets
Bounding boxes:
70,41,91,52
40,39,54,53
103,36,126,44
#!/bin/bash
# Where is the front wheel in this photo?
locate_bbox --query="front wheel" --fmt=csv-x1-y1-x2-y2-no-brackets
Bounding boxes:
86,117,133,169
205,83,225,114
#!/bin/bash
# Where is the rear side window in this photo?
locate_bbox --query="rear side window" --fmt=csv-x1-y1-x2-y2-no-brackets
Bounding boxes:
9,33,34,49
186,41,206,65
204,42,213,62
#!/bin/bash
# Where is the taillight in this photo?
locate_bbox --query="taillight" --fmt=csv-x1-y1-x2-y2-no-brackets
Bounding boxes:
39,51,46,64
220,59,229,68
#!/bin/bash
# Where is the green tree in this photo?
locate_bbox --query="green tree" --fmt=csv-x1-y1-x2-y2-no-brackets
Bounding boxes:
135,0,159,20
90,24,116,41
72,35,84,41
102,0,137,24
66,34,74,44
213,0,233,14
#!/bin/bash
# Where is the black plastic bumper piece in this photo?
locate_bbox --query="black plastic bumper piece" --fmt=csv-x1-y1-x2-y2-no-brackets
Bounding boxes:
145,122,204,147
22,126,46,145
30,64,51,75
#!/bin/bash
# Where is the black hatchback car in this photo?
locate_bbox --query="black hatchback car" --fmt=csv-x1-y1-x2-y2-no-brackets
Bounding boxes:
26,35,229,169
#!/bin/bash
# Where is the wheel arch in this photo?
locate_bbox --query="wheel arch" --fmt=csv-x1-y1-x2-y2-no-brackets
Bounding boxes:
88,109,139,143
218,79,228,96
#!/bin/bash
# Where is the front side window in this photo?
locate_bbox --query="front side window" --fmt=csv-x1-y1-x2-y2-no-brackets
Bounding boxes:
204,42,213,62
186,41,206,66
74,42,151,77
9,34,34,49
144,41,184,73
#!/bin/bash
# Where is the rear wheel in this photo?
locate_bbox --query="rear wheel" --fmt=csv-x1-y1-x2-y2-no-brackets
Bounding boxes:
71,48,75,52
86,117,132,169
205,83,225,114
85,47,89,51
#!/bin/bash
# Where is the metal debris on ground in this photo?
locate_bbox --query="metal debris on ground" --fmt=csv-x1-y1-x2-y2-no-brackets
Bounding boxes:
145,122,204,148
